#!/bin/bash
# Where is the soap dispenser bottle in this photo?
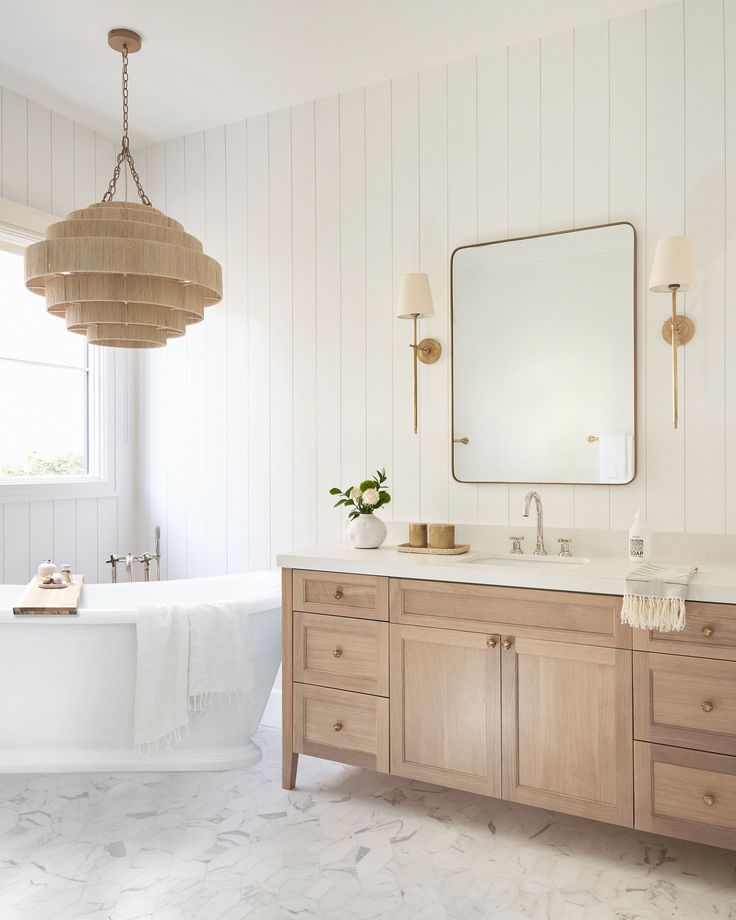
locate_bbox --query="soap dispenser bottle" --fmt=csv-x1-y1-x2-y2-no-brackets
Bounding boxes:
628,510,652,562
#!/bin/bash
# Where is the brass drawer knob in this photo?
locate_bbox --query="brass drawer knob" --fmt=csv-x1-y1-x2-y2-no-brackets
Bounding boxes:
703,793,715,807
486,637,497,648
702,625,714,638
502,638,512,651
702,700,714,712
333,646,343,658
333,589,343,600
333,720,344,732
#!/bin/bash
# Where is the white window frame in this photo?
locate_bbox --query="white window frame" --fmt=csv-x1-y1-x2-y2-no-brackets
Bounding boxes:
0,197,116,501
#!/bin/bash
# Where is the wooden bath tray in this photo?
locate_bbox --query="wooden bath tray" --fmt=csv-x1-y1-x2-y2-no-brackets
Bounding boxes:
397,543,470,555
13,575,84,615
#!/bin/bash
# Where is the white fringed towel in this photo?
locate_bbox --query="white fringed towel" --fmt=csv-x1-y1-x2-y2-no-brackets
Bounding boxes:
135,601,256,751
620,562,698,632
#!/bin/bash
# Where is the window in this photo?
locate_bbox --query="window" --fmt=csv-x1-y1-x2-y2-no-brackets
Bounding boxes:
0,206,112,496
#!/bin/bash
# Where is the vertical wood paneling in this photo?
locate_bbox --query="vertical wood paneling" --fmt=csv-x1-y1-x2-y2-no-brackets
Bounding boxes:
538,31,576,528
51,112,74,217
419,65,449,524
573,20,612,529
75,498,98,579
1,89,27,204
52,500,76,572
269,109,293,564
225,120,250,567
164,137,188,579
4,503,29,584
610,11,648,531
314,96,342,545
391,74,421,523
73,123,95,208
184,131,207,577
27,101,51,213
129,4,736,571
97,497,118,583
684,0,726,533
507,39,542,531
447,57,478,523
246,115,272,568
726,0,736,534
365,82,394,519
339,90,367,498
29,501,53,568
291,102,318,548
204,125,228,572
646,2,686,532
142,143,168,576
476,48,510,525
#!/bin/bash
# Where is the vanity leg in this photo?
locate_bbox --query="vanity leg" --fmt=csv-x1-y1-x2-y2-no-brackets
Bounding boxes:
282,568,298,790
283,751,299,790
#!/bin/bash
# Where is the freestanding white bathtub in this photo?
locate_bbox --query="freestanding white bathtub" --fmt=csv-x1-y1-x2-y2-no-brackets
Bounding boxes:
0,572,281,772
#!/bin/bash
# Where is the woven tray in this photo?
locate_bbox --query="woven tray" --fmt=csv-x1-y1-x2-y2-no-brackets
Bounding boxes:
397,543,470,555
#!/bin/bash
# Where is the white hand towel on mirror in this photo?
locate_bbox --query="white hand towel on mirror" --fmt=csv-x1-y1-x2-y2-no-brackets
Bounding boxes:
134,601,255,751
620,562,698,632
598,433,630,482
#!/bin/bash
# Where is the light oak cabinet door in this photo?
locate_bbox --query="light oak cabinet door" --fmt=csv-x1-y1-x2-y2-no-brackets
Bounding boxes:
502,637,633,827
390,624,501,796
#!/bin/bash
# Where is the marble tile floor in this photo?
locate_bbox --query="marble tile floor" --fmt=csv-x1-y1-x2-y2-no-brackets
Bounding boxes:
0,728,734,920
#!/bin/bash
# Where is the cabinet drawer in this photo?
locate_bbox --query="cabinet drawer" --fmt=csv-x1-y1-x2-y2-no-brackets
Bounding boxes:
294,612,389,695
293,570,389,620
633,601,736,661
634,653,736,756
293,683,389,772
635,742,736,849
390,579,630,648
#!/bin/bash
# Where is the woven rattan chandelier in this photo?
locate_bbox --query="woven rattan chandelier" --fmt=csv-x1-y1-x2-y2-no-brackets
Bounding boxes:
24,29,222,348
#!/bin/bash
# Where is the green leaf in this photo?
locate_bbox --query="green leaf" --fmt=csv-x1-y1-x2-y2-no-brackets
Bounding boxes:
381,492,391,504
359,479,375,492
348,510,360,520
329,487,341,495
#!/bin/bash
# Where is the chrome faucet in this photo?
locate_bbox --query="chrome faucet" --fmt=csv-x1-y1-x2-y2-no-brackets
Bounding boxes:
522,490,547,556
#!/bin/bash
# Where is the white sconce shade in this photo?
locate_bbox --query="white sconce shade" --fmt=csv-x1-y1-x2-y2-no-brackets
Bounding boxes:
648,236,696,292
396,273,435,318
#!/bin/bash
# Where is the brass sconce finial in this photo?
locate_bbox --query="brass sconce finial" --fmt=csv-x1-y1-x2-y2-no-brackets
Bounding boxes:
648,236,696,430
396,273,442,433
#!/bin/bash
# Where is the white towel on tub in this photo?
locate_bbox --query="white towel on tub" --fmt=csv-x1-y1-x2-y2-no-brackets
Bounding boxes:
134,601,255,752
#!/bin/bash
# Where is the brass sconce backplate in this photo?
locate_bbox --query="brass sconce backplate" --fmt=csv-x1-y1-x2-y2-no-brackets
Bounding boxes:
661,315,696,346
416,338,442,364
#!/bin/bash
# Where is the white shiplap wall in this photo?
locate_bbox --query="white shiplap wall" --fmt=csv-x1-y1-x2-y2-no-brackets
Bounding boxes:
139,0,735,576
0,87,142,584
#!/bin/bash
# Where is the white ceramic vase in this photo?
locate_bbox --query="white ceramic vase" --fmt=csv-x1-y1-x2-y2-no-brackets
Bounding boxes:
346,513,387,549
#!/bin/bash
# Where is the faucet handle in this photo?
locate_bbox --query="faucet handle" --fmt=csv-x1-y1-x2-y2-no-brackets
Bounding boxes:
558,538,572,558
509,536,525,555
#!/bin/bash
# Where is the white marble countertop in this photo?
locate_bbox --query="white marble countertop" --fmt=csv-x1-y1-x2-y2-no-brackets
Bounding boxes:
277,545,736,605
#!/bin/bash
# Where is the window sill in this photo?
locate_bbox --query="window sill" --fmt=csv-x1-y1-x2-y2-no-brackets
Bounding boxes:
0,476,116,502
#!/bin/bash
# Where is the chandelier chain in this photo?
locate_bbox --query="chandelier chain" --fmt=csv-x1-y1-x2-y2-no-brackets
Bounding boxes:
102,44,152,206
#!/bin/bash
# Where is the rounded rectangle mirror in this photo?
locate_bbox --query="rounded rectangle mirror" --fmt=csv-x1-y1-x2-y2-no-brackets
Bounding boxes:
451,222,636,485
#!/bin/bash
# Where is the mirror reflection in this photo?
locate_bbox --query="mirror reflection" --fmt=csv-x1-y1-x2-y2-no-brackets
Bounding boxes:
451,223,636,485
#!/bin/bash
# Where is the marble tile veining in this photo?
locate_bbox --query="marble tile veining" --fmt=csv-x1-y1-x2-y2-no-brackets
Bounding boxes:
0,728,734,919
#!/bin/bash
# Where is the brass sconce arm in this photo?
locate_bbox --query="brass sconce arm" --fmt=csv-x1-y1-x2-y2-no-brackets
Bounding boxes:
408,314,442,433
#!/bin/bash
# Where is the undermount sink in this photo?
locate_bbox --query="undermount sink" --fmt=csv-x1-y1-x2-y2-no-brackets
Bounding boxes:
460,553,591,567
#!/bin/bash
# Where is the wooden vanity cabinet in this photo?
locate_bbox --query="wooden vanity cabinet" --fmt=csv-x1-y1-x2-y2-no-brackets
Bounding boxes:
283,568,735,850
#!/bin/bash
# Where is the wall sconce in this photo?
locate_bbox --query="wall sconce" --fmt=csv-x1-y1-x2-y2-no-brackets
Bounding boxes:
396,273,442,433
648,236,696,430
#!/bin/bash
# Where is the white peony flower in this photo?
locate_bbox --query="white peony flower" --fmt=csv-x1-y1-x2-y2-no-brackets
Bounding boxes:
362,488,380,506
350,487,363,501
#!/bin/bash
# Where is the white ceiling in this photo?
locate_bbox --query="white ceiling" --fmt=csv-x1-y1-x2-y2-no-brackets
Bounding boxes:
0,0,671,145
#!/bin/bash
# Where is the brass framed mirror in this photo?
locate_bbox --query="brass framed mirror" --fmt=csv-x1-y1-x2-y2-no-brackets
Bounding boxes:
451,222,636,485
